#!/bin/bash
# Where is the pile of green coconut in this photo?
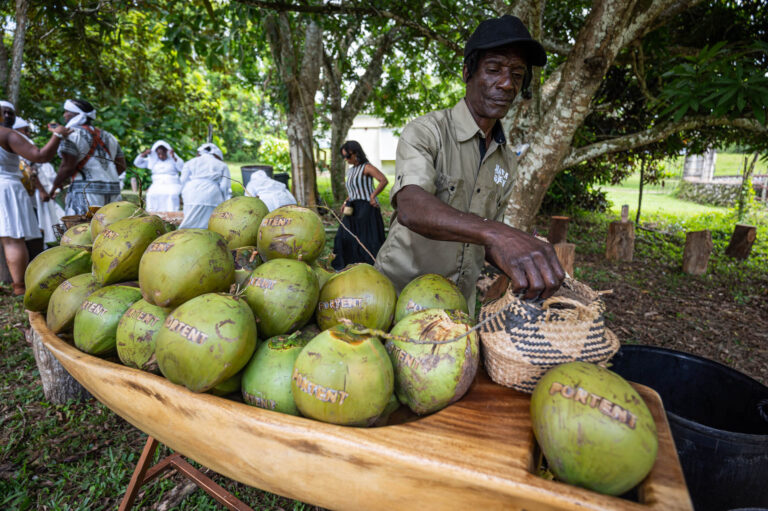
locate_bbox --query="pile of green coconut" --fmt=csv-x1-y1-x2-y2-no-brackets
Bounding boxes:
24,198,478,427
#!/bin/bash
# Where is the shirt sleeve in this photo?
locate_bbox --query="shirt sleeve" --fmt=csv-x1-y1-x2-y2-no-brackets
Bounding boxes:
58,135,81,158
390,119,439,205
133,155,148,168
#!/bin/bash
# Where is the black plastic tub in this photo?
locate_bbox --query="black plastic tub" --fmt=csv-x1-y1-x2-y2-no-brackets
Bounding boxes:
610,345,768,511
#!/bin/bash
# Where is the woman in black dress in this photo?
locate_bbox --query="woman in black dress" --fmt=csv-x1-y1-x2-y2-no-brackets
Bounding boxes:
332,141,388,270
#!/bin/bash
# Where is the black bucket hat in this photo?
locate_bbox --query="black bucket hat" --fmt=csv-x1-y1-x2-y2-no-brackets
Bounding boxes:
464,15,547,67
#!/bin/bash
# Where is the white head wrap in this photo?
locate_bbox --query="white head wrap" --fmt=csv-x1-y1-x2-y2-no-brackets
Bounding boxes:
12,117,29,130
146,140,174,167
197,143,223,160
63,99,97,128
0,100,15,112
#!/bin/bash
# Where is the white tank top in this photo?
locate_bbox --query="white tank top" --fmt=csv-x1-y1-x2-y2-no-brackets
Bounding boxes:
0,145,21,180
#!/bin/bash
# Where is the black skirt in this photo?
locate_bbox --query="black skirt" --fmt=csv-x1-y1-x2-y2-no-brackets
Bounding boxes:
332,199,386,270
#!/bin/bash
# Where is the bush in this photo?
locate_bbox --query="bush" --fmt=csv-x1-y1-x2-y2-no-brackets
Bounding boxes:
257,135,291,174
541,170,609,214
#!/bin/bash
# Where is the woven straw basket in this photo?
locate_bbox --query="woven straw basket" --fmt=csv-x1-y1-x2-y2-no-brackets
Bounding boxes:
478,277,619,393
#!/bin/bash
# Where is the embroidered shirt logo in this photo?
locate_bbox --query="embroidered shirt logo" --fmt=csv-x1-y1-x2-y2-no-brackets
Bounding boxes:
493,164,509,186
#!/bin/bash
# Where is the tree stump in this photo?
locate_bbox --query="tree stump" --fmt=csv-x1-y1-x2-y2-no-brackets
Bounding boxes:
547,216,570,244
605,221,635,262
29,327,91,404
725,224,757,260
554,242,576,277
682,230,713,275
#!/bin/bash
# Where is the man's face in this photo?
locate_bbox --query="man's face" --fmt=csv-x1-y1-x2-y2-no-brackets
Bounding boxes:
156,146,168,160
63,110,76,123
464,46,527,121
1,107,15,128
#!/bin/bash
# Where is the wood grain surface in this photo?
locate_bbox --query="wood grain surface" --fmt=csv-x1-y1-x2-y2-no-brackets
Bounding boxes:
29,311,692,511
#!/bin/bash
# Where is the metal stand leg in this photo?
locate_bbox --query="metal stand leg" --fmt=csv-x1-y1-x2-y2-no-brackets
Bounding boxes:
119,436,252,511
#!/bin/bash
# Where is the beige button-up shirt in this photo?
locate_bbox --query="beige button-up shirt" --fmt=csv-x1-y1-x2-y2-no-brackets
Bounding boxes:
375,98,517,314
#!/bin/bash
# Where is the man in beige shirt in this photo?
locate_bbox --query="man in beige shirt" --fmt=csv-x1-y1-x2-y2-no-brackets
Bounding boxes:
375,15,565,313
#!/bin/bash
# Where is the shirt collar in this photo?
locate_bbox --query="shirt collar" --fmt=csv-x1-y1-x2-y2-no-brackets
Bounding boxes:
453,98,507,145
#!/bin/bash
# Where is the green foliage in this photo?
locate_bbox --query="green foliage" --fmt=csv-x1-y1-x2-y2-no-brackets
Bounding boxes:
257,135,291,174
657,41,768,125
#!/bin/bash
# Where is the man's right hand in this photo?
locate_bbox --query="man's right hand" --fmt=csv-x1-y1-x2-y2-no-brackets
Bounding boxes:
141,149,151,157
484,227,565,300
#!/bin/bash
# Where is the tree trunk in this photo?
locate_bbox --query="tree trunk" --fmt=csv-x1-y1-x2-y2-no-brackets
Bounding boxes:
502,0,667,230
0,39,9,97
605,221,635,262
682,230,713,275
725,224,757,260
323,27,400,204
264,15,323,209
285,109,318,208
8,0,30,105
29,328,91,404
636,155,645,225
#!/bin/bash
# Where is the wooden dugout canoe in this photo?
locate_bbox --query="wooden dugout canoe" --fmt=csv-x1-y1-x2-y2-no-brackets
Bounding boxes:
29,311,692,511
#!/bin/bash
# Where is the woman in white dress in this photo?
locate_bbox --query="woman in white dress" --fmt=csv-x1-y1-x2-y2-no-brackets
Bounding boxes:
133,140,184,212
0,100,71,295
179,143,231,229
14,117,66,245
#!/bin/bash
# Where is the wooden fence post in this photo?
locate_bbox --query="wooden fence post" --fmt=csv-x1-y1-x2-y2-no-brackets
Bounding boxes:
725,224,757,260
547,216,570,244
554,242,576,276
682,230,713,275
606,221,635,262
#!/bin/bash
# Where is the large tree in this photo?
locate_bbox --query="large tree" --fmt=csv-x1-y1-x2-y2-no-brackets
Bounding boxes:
238,0,768,227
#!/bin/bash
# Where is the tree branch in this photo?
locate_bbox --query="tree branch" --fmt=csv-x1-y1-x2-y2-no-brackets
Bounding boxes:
236,0,463,55
561,117,767,169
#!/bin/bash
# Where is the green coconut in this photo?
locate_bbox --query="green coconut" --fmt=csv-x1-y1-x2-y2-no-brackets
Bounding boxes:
73,283,143,356
257,205,325,263
241,330,313,415
92,215,166,285
115,299,172,372
232,246,261,288
244,259,319,339
60,223,92,247
155,293,257,393
46,273,101,334
209,370,244,397
291,324,394,426
208,197,270,250
394,274,468,324
24,246,93,312
90,201,146,239
316,263,396,331
138,229,235,308
387,308,479,415
312,264,334,291
530,362,659,496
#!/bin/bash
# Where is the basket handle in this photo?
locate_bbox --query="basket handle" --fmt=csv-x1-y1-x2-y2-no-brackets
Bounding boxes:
541,296,592,320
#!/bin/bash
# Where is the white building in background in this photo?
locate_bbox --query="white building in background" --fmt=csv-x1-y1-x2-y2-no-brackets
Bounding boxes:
346,115,399,174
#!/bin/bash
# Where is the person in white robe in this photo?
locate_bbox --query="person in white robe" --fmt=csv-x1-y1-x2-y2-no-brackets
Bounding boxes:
245,170,296,211
14,117,65,245
0,100,71,295
133,140,184,212
179,143,231,229
49,99,127,215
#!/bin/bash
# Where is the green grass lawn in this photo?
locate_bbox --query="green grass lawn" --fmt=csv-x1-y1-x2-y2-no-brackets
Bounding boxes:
601,152,767,220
